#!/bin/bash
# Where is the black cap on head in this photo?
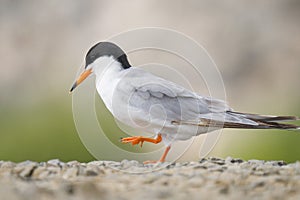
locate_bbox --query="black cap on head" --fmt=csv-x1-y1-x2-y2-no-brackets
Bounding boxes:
85,42,131,69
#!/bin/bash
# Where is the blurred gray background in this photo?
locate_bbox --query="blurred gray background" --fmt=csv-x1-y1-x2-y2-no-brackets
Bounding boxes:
0,0,299,162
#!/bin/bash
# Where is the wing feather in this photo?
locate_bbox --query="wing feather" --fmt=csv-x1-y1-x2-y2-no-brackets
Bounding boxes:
123,68,230,121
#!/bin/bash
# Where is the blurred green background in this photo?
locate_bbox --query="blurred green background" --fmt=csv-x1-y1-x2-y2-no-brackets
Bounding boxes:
0,0,299,163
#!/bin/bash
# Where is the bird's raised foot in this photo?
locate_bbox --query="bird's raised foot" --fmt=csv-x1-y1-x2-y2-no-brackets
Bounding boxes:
120,134,162,147
121,136,145,147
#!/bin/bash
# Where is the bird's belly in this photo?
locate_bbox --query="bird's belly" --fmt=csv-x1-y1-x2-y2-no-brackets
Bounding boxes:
160,123,220,141
116,108,220,141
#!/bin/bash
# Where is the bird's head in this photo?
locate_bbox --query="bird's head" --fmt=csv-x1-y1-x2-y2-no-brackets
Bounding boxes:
69,42,131,93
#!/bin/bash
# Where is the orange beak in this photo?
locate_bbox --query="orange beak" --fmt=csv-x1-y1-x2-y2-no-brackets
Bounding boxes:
69,68,92,93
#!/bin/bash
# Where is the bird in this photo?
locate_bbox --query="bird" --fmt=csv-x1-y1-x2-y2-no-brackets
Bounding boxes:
70,42,300,164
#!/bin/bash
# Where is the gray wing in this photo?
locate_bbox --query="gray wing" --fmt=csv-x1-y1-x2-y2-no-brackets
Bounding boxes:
119,68,299,129
123,68,236,123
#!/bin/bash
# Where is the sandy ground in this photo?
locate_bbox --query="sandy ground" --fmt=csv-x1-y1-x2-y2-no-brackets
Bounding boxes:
1,157,300,200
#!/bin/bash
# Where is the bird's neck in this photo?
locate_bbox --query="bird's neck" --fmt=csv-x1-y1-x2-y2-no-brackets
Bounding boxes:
94,56,125,114
92,56,123,78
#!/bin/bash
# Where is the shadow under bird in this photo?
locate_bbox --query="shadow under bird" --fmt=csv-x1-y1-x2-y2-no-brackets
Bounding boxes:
70,42,300,163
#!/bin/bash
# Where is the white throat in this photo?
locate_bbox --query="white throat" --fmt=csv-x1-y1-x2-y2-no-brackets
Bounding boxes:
91,56,125,114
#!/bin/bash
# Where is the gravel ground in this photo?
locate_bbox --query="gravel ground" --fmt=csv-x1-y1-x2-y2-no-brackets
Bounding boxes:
1,157,300,200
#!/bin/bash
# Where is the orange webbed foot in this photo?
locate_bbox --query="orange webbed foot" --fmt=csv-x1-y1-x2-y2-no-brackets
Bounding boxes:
121,136,145,147
121,134,162,147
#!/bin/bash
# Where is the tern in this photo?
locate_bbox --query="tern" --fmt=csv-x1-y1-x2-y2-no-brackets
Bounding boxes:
70,42,300,163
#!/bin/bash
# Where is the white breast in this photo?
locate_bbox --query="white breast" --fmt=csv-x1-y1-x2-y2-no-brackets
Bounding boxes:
92,56,129,117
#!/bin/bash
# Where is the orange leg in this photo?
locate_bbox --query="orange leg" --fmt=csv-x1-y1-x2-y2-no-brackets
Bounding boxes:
143,146,171,164
121,134,162,147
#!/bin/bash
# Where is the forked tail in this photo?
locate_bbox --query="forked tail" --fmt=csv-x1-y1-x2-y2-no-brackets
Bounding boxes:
172,111,300,130
223,111,300,130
